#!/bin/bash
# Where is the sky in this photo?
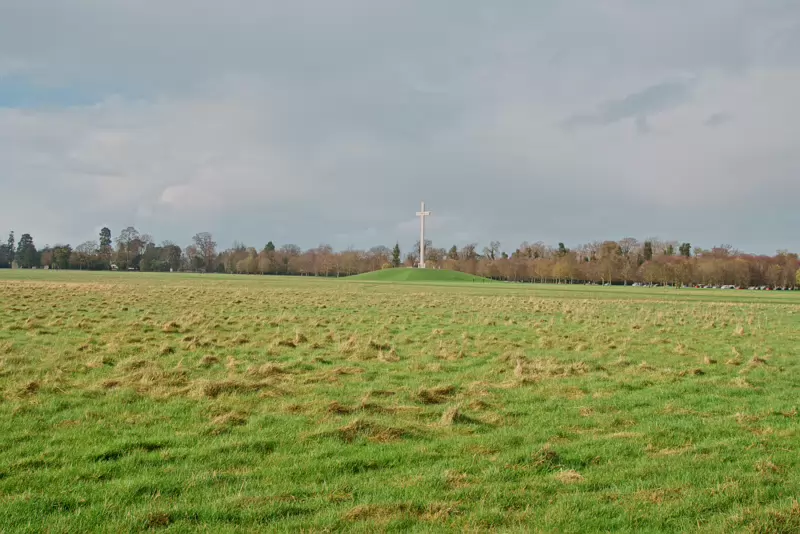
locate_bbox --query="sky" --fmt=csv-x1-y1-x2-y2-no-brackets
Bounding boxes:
1,1,799,255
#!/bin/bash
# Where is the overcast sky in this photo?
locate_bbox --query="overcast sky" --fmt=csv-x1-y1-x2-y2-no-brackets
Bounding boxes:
1,1,799,254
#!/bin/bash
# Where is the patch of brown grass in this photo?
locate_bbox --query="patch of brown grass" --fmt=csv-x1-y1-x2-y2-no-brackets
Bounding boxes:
755,459,782,475
16,380,39,396
246,363,286,378
555,469,584,484
421,502,461,522
144,512,173,529
439,405,464,426
330,418,412,443
377,348,400,362
369,340,392,351
731,377,753,389
161,321,181,333
326,401,354,415
416,385,457,404
197,380,264,398
635,487,684,504
294,331,308,344
530,445,561,471
198,355,220,368
344,504,404,522
445,471,471,489
646,443,693,457
342,501,458,524
210,411,248,427
752,500,800,533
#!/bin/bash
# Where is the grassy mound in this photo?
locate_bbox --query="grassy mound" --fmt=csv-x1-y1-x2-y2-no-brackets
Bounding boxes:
347,267,494,283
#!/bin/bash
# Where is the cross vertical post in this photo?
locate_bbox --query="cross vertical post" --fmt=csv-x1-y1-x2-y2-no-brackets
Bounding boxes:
416,201,431,268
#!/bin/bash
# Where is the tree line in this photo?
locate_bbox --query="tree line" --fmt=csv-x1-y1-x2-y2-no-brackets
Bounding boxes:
0,227,798,288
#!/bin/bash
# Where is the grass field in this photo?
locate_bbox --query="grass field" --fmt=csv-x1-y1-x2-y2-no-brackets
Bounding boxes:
347,268,493,283
1,270,799,533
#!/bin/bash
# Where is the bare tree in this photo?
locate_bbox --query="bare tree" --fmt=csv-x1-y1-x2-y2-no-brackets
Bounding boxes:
75,241,97,270
115,226,140,269
192,232,217,272
483,241,501,260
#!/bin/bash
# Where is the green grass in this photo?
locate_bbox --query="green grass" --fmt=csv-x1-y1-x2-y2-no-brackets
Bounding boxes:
347,267,494,283
1,270,799,532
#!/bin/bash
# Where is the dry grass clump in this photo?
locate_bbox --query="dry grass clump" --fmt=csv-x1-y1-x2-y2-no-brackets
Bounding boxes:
416,385,457,404
162,321,181,333
439,405,464,426
368,340,392,351
750,500,800,534
197,380,264,398
198,355,220,368
510,353,593,382
530,445,562,471
15,380,40,396
755,459,782,475
271,338,296,349
338,335,358,354
377,348,400,362
342,501,458,524
555,469,584,484
246,363,286,378
85,355,114,369
330,418,411,443
210,411,249,427
144,512,173,529
326,401,354,415
730,377,753,389
635,487,684,504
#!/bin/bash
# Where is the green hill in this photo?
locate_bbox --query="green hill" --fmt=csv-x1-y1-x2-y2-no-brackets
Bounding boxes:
347,268,495,283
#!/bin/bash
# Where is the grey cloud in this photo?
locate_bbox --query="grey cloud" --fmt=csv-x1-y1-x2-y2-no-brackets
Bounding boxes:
564,81,691,129
1,1,800,254
705,113,733,127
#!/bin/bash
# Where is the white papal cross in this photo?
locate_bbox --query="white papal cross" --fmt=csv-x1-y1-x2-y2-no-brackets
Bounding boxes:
416,201,431,268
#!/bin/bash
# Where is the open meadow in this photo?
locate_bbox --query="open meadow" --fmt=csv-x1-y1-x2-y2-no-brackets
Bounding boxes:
1,270,799,533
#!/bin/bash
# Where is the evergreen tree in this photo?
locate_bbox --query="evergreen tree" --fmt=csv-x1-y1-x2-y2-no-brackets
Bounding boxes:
557,242,568,256
391,243,401,267
16,233,39,268
7,231,15,264
679,243,692,258
448,245,459,260
0,244,9,268
264,241,276,253
99,227,112,267
665,244,675,256
643,241,653,261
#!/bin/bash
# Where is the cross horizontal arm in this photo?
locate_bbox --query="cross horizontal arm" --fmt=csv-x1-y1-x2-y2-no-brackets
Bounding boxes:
416,211,431,216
